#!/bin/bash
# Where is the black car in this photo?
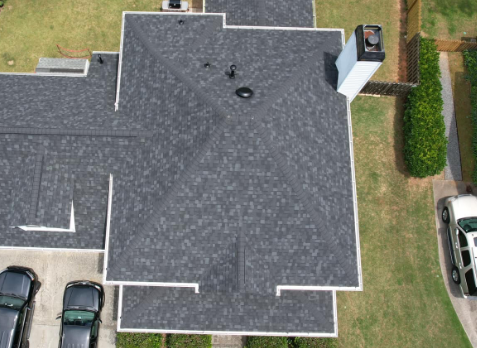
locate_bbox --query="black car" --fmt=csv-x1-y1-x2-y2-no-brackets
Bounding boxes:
57,280,105,348
0,266,41,348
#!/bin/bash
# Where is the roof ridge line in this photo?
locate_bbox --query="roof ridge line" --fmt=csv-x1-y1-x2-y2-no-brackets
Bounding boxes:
127,17,229,120
109,118,230,278
252,52,321,122
0,127,153,137
253,120,355,280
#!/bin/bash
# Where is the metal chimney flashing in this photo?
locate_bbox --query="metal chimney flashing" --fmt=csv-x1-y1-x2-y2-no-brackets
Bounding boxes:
355,25,385,62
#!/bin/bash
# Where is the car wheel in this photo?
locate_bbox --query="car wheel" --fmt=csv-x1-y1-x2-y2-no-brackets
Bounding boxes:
452,266,461,284
442,207,450,223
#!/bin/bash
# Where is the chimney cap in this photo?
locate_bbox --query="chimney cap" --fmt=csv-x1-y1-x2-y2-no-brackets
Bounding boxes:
355,25,385,62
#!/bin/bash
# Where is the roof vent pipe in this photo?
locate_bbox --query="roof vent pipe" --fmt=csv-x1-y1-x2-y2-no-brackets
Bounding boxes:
335,25,385,102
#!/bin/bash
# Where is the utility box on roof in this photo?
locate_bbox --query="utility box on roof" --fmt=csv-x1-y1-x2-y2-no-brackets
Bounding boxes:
335,25,385,102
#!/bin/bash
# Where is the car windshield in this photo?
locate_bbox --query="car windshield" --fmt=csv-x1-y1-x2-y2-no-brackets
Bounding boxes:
63,310,95,326
0,295,25,311
458,218,477,233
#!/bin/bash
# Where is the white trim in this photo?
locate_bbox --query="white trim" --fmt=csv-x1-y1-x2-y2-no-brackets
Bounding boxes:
115,11,127,112
276,285,361,296
91,51,120,55
117,285,124,332
202,0,205,13
0,246,104,252
102,174,114,284
347,97,363,291
17,201,76,232
116,285,337,337
0,72,88,77
104,280,199,293
312,0,317,28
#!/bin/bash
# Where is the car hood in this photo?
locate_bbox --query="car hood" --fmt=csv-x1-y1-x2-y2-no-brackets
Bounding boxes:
64,286,100,311
452,195,477,221
0,307,20,348
61,325,91,348
0,271,31,299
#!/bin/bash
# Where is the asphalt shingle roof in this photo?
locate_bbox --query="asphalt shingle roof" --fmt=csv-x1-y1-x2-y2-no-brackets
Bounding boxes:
0,11,360,334
120,286,336,334
205,0,314,27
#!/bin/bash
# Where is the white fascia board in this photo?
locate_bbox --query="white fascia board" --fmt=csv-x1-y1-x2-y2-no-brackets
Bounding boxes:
91,51,119,54
0,246,104,252
17,201,75,232
115,12,127,111
104,280,199,293
0,72,88,77
117,285,124,332
102,174,114,284
276,285,361,296
346,97,363,291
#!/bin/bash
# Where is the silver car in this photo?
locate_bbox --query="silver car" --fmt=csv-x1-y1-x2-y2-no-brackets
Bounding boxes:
443,194,477,298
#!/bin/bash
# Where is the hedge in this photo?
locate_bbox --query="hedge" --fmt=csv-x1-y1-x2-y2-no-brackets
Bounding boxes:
463,50,477,184
116,333,163,348
403,38,447,177
165,334,212,348
292,337,337,348
246,336,289,348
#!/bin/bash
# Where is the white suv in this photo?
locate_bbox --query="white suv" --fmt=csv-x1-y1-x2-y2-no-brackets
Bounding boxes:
443,194,477,298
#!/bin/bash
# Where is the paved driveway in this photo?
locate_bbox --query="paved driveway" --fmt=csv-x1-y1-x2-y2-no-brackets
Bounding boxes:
0,249,117,348
433,180,477,347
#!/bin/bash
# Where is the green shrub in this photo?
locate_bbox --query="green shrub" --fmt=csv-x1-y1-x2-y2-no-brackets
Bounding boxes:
166,334,212,348
0,1,4,7
403,38,447,177
246,336,289,348
463,50,477,184
116,332,163,348
292,337,338,348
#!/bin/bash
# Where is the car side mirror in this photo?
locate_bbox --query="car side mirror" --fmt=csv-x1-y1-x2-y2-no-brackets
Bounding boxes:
98,319,102,324
56,315,61,320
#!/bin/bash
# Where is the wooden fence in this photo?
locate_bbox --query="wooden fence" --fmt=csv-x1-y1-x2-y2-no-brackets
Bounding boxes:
360,80,417,97
435,39,477,52
407,0,421,43
407,33,421,84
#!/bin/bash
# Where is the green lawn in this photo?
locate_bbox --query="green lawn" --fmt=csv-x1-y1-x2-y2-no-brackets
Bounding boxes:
421,0,477,40
336,96,471,348
0,0,159,72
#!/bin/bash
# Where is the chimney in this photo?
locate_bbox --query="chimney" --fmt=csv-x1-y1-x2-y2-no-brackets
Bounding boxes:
335,25,385,102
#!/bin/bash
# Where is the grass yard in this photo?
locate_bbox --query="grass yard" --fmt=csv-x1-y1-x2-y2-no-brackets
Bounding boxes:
315,0,405,82
0,0,159,72
421,0,477,40
448,52,474,182
335,96,471,348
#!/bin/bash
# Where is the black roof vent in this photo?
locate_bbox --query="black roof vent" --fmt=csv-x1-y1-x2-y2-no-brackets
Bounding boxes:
225,65,237,79
236,87,253,98
204,62,211,69
355,25,385,62
178,19,185,25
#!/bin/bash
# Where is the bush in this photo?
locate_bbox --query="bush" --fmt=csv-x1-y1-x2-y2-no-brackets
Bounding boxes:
463,50,477,184
116,333,163,348
0,1,4,7
166,334,212,348
292,337,337,348
403,38,447,177
246,336,289,348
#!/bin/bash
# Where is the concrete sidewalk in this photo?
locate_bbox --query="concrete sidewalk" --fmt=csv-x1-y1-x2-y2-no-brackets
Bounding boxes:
439,52,463,181
0,250,117,348
433,180,477,347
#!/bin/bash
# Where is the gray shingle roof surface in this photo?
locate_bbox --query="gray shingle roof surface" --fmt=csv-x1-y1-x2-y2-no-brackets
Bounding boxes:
120,286,335,334
205,0,314,27
106,13,358,291
0,11,358,334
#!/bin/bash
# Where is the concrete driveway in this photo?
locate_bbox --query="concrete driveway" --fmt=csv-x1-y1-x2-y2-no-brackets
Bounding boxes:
433,180,477,347
0,249,117,348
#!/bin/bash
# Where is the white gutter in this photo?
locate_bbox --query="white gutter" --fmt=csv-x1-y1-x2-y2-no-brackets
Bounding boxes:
0,246,104,252
102,174,114,284
16,201,76,232
105,280,199,293
114,12,127,111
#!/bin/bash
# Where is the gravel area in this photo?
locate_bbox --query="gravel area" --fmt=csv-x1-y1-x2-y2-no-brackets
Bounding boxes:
439,52,463,181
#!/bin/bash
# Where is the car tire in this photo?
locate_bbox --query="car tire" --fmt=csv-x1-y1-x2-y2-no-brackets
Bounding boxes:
442,207,450,223
452,266,461,284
